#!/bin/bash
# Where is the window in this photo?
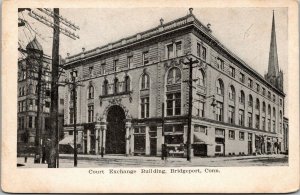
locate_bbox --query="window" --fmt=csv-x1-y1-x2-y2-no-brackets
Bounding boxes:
45,101,50,108
167,67,181,85
239,109,245,126
239,72,245,83
216,79,224,96
262,117,266,130
198,70,205,86
229,85,235,101
197,43,201,57
143,51,149,66
268,91,271,99
166,93,181,116
215,101,223,121
239,132,245,140
248,112,253,128
255,98,260,109
229,130,235,139
239,90,245,104
268,105,271,116
273,107,276,118
195,96,205,117
280,99,282,106
255,114,260,129
113,59,118,72
102,79,108,95
60,98,64,105
141,74,150,89
88,85,94,99
216,58,224,70
201,46,207,61
256,83,260,92
140,97,150,118
167,44,174,59
268,119,271,131
28,116,33,128
127,56,133,68
215,129,225,137
194,125,207,135
199,101,204,117
248,78,253,88
272,120,276,132
88,105,94,123
228,106,235,124
262,102,266,112
175,41,182,57
248,94,253,107
262,88,266,96
114,78,119,94
229,66,235,77
101,63,106,75
69,108,74,124
273,94,276,102
89,66,94,75
124,75,130,92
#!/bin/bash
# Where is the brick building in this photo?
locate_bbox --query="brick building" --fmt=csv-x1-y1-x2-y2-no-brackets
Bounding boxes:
62,8,287,157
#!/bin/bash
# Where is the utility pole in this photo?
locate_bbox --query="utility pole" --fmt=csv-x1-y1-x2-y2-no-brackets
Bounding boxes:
184,57,199,162
34,53,43,163
72,71,77,167
48,8,60,168
26,8,80,168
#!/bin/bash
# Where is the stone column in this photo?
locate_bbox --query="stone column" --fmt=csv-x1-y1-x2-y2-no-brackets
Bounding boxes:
157,126,163,156
145,126,150,155
87,129,91,154
95,129,99,154
125,119,132,156
252,133,256,155
130,127,134,155
100,118,107,156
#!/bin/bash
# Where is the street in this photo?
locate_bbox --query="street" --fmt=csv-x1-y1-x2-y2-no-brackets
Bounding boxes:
17,154,288,168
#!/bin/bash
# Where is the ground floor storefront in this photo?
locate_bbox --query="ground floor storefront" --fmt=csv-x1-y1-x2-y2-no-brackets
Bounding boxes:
62,115,284,157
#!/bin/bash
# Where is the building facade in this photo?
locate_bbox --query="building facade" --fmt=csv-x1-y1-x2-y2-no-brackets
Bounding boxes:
62,8,287,157
17,37,65,154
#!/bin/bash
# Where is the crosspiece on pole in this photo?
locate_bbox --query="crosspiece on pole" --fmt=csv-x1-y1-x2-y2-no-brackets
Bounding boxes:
28,10,79,40
37,8,80,31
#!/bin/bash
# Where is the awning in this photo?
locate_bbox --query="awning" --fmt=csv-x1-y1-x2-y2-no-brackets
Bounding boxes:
59,136,74,146
193,133,205,144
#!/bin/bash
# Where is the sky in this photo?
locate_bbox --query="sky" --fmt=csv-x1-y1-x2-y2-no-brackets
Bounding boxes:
18,7,288,110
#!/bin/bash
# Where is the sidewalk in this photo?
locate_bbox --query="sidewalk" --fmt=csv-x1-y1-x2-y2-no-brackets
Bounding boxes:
17,153,288,168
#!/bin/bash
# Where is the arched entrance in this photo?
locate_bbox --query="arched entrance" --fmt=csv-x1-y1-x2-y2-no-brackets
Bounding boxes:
106,105,126,154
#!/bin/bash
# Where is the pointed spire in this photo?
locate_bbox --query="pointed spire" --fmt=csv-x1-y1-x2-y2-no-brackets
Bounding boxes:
267,10,279,77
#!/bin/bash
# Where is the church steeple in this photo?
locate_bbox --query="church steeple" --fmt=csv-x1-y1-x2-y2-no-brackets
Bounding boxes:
268,11,279,77
265,11,283,91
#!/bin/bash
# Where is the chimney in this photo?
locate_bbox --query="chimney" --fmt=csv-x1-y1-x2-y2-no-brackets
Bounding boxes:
82,47,85,52
189,8,193,15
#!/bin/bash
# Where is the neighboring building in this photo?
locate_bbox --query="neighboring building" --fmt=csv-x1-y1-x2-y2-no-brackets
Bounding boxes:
62,8,287,157
283,117,289,154
17,37,65,154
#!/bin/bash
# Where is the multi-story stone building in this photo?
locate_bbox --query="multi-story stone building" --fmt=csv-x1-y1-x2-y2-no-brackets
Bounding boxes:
62,8,287,157
17,37,65,154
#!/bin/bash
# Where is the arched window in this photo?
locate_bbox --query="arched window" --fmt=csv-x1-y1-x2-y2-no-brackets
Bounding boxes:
88,85,94,99
103,79,108,95
167,67,181,85
256,98,260,109
141,73,150,89
239,90,245,104
248,94,253,107
124,75,130,92
216,79,224,95
229,85,235,101
262,101,266,112
198,70,205,86
268,105,271,116
114,78,119,94
273,107,276,118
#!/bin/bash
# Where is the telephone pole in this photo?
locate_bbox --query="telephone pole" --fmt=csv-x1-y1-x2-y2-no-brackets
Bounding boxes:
184,57,199,162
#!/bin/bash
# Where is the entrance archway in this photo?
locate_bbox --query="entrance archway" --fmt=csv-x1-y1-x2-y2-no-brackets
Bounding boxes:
106,105,126,154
